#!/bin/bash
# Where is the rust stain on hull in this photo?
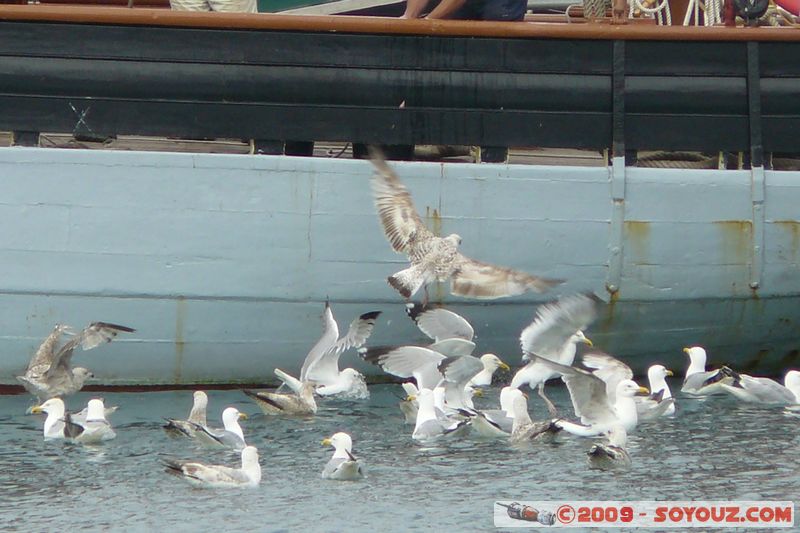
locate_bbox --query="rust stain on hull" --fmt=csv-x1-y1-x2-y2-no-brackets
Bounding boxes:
597,289,619,335
175,296,186,384
774,220,800,262
624,220,651,265
715,220,752,264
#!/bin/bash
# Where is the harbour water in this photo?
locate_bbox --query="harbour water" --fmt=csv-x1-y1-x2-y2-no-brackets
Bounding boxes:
1,384,798,532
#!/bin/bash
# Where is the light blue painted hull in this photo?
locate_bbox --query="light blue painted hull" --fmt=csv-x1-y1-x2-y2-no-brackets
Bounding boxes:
1,147,798,384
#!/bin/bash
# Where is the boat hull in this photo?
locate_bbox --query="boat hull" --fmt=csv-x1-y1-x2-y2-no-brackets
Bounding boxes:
1,147,798,385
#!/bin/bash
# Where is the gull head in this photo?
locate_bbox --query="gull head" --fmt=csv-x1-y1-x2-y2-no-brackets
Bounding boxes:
784,370,800,400
616,379,649,399
445,233,463,247
683,346,707,368
647,364,673,383
72,367,95,385
222,407,247,428
340,368,365,386
86,398,107,421
192,390,208,407
322,431,353,453
480,353,511,372
240,446,262,484
571,330,593,347
31,397,65,416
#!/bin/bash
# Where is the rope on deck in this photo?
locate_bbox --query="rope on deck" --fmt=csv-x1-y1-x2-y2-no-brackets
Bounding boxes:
583,0,611,19
629,0,672,24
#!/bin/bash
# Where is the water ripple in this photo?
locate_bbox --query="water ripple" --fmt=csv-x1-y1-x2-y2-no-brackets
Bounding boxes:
0,385,797,531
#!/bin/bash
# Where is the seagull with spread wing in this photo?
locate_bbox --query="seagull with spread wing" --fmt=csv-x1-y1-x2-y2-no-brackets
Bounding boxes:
17,322,135,401
300,302,381,398
581,352,675,420
526,353,649,437
368,149,563,301
405,302,509,384
511,293,598,417
405,302,477,356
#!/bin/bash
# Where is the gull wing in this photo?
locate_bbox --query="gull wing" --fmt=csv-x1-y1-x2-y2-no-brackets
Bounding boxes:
63,412,86,439
274,368,304,395
163,418,197,438
46,322,135,377
369,148,434,255
165,459,249,485
438,355,484,388
187,422,245,450
306,311,381,384
637,396,675,419
428,338,476,357
450,255,564,300
413,418,448,441
581,351,633,404
520,293,599,362
682,370,721,392
360,345,446,390
322,455,362,480
738,375,796,404
77,322,136,350
186,463,250,485
405,302,474,342
526,354,617,426
24,325,69,375
438,355,484,410
300,302,340,382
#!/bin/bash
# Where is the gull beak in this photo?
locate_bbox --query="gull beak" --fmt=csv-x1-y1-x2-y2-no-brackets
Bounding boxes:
407,394,417,402
30,405,44,414
238,412,248,421
665,369,674,377
472,388,484,398
583,337,594,347
498,362,511,372
322,438,332,446
683,347,690,355
636,386,650,396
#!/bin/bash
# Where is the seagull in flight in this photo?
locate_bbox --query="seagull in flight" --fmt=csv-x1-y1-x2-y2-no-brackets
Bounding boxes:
18,322,135,401
368,149,564,302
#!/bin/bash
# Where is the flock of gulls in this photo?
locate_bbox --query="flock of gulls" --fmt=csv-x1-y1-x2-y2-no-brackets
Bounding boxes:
19,151,800,488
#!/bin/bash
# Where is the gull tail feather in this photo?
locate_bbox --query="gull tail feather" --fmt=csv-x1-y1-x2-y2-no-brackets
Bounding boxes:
388,266,427,300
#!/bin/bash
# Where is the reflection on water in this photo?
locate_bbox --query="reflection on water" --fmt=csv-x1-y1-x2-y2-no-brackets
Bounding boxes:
0,384,797,531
